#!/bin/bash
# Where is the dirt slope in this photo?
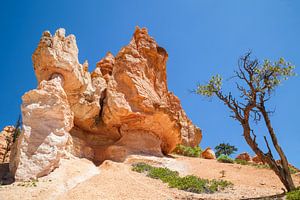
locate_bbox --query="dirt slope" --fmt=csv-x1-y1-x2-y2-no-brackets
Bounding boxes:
0,155,299,200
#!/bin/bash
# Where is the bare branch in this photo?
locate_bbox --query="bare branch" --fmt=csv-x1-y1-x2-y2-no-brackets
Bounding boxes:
264,136,273,156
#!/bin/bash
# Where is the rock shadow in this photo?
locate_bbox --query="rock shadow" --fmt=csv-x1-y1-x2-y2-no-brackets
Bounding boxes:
0,163,14,185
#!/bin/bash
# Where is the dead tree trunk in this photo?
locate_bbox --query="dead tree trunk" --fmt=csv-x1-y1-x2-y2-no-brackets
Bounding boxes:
241,117,295,191
238,95,295,192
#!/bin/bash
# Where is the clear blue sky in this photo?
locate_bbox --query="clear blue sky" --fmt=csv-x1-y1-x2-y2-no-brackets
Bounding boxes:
1,0,299,167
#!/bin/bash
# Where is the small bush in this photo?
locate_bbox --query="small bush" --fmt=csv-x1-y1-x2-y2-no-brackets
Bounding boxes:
17,179,38,187
209,179,232,192
234,159,270,169
169,175,208,193
148,167,179,183
289,166,298,174
234,159,248,165
286,187,300,200
217,154,234,163
253,163,270,169
132,162,233,194
132,162,153,173
173,144,202,157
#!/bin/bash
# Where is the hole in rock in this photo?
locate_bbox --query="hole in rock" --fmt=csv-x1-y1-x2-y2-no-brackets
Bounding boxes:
69,126,165,166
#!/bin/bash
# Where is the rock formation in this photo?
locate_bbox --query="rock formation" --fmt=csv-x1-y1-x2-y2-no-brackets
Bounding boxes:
252,155,264,164
0,126,15,163
201,147,216,159
236,152,251,162
9,27,202,180
9,77,74,180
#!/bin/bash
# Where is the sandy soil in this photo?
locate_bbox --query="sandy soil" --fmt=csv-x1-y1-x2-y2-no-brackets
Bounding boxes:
0,155,299,200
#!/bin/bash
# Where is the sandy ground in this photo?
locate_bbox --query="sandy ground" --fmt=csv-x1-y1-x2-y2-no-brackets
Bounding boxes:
0,155,299,200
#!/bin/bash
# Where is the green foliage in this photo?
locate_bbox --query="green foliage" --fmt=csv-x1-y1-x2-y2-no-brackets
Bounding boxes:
234,159,270,169
17,179,38,187
234,159,248,165
168,175,208,193
173,144,202,157
252,163,270,169
208,179,232,192
214,143,238,158
132,162,233,194
13,115,22,143
196,75,222,97
132,162,153,173
286,187,300,200
2,115,22,163
254,58,296,93
196,57,296,98
217,154,234,164
289,167,298,174
148,167,179,183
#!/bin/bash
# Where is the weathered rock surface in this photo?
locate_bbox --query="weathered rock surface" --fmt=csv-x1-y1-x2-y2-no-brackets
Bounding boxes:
10,27,202,179
10,77,74,180
236,152,251,162
0,126,15,163
201,147,216,159
252,155,264,164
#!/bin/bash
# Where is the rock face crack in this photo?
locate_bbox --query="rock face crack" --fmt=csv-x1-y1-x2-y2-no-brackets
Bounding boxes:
99,88,107,118
9,27,202,180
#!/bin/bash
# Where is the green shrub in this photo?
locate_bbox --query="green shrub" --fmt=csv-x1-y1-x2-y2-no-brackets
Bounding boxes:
132,162,153,173
169,175,208,193
234,159,270,169
286,188,300,200
209,179,232,192
289,166,298,174
17,179,38,187
217,154,234,163
253,163,270,169
173,144,202,157
147,167,179,183
132,162,233,194
234,159,248,165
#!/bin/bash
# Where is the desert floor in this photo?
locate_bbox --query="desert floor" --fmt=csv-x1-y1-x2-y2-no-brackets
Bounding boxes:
0,155,299,200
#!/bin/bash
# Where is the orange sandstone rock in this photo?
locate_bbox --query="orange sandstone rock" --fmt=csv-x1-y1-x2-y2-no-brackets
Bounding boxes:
252,155,264,164
10,27,202,180
0,126,15,163
236,152,251,162
201,147,216,159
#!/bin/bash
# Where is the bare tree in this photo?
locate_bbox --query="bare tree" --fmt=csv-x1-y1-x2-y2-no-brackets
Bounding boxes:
196,52,296,191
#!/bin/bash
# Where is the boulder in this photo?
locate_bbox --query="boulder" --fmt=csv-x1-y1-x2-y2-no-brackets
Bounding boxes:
10,27,202,180
201,147,216,159
236,152,251,162
252,155,264,164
